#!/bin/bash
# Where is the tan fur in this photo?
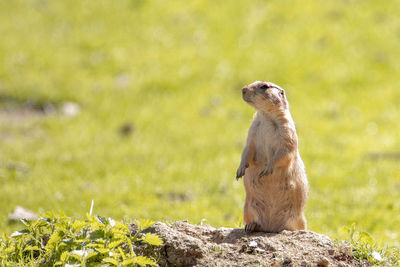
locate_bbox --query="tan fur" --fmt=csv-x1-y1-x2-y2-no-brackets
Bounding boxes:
236,81,309,232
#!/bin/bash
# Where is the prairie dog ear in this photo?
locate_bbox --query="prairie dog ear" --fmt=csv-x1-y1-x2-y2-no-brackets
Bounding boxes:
279,89,285,100
278,89,288,109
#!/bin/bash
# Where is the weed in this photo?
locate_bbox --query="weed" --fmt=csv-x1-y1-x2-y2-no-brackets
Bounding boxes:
340,223,399,266
0,213,163,266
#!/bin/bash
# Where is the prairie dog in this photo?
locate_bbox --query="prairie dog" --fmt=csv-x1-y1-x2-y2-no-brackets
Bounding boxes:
236,81,309,232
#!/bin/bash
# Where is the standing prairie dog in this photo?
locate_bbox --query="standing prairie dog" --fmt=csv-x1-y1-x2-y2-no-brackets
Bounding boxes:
236,81,309,233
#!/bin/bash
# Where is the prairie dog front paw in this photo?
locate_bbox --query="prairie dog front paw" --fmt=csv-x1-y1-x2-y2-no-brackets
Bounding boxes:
259,163,273,178
236,162,249,180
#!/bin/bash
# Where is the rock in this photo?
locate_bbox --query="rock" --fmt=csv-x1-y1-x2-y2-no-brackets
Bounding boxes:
8,206,38,222
61,102,80,117
317,256,330,266
255,247,265,254
248,240,258,247
134,221,365,266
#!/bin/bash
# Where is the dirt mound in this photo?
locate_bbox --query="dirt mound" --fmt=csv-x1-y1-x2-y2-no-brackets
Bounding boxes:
139,221,364,266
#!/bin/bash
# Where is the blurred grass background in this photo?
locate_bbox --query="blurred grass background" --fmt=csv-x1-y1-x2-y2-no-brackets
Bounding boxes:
0,0,399,247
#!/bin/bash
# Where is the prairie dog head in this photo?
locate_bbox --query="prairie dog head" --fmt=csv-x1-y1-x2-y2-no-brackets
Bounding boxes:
242,81,288,113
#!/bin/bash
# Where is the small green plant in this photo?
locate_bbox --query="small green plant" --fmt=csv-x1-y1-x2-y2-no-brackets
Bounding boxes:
0,212,163,266
234,216,243,229
209,243,225,256
340,223,399,266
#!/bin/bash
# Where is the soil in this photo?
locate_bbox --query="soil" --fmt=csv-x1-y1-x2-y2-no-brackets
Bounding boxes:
136,221,366,267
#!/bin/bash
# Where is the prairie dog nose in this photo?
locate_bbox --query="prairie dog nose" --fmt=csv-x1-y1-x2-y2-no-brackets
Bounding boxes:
242,86,248,95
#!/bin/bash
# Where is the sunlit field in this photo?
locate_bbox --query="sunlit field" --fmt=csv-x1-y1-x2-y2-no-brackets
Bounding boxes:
1,0,399,249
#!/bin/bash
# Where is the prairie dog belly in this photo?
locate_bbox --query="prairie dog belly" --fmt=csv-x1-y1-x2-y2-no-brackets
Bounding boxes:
246,158,300,199
244,160,307,232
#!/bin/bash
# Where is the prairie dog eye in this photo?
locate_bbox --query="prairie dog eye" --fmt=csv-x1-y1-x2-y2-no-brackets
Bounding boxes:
260,84,268,89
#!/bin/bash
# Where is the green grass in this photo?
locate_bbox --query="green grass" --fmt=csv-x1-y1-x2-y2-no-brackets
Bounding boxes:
0,0,399,255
